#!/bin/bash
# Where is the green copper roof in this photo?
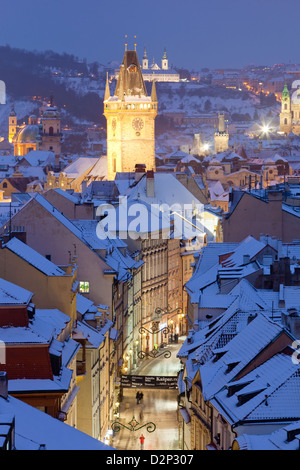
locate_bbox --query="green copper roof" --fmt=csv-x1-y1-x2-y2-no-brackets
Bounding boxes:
282,83,290,99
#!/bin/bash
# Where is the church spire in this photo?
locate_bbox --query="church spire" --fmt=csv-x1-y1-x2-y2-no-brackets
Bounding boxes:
10,102,16,117
151,79,157,102
104,72,111,101
115,47,147,97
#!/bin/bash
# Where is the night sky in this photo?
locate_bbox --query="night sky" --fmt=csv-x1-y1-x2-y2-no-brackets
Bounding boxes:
0,0,299,70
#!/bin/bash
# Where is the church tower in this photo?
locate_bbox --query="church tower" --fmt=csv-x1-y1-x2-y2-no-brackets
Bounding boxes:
279,83,292,135
104,43,157,180
214,113,229,153
8,104,17,143
161,48,168,70
39,97,62,155
142,47,148,70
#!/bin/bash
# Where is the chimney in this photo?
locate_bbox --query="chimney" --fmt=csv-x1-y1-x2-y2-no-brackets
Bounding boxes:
243,254,250,265
247,313,257,324
81,180,87,193
278,284,285,308
146,170,155,197
0,372,8,400
135,163,146,182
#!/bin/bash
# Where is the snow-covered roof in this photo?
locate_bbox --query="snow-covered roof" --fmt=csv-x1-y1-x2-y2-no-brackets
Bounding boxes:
0,278,33,305
127,172,203,210
5,237,65,276
76,293,95,315
234,420,300,450
87,155,107,179
19,150,55,167
72,320,106,349
50,188,80,204
199,313,289,401
61,157,99,179
212,352,300,426
0,394,113,450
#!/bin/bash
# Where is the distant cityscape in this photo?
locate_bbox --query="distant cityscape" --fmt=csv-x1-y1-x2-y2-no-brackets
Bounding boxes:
0,38,300,453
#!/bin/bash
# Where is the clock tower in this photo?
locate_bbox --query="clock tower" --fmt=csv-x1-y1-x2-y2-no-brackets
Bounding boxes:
279,83,292,135
104,44,157,180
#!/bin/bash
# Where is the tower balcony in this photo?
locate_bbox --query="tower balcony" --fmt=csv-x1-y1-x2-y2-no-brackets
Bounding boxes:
104,102,157,113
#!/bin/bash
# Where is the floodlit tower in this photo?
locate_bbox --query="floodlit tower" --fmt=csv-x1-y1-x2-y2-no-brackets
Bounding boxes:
104,42,157,180
214,113,229,153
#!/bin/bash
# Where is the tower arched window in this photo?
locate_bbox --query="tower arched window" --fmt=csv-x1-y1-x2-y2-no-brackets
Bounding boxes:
284,103,287,110
49,126,54,136
113,158,116,173
284,118,287,125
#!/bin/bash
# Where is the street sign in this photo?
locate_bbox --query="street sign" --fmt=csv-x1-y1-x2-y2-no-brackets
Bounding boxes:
121,374,178,389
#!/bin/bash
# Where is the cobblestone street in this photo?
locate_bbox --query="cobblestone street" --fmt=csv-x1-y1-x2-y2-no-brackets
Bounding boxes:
111,339,184,451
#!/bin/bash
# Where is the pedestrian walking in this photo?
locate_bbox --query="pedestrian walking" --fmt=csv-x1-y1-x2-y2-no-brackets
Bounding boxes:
139,391,144,403
136,391,140,404
139,434,145,450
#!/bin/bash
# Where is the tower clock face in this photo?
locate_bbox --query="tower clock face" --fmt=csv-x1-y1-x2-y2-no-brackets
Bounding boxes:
132,118,144,131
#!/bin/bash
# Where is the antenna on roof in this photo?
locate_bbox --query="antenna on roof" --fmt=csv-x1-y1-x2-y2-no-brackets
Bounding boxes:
134,35,137,51
125,35,128,51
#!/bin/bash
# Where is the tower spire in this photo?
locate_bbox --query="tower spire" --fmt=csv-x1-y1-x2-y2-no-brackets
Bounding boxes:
151,78,157,102
104,72,111,101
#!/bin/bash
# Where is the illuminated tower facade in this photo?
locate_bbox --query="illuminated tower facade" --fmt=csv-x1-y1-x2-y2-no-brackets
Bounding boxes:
279,83,292,135
40,103,62,155
104,44,157,180
8,104,17,143
214,113,229,153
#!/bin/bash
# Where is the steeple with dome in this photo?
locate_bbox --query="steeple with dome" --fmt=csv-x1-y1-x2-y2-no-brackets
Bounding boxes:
10,96,62,157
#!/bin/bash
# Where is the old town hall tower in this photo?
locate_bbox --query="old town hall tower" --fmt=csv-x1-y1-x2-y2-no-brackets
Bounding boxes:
104,44,157,180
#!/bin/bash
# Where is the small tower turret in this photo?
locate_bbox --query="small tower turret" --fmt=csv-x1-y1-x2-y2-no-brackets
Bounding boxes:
8,103,17,143
143,47,148,70
214,113,229,153
161,47,168,70
279,83,292,135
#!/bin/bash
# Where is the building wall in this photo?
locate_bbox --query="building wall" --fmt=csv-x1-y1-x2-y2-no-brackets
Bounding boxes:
223,192,283,242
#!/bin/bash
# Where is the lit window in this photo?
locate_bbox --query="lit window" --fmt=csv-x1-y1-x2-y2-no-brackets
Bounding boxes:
79,281,90,293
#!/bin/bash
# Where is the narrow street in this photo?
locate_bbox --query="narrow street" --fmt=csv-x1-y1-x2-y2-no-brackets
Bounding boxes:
111,339,185,451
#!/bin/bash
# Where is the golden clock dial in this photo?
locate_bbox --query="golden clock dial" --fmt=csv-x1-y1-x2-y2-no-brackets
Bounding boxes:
132,118,144,131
